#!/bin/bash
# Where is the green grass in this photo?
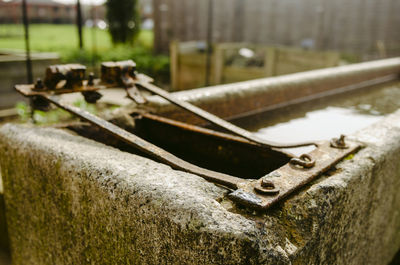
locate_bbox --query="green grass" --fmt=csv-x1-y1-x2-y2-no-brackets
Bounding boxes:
0,24,153,54
0,24,169,84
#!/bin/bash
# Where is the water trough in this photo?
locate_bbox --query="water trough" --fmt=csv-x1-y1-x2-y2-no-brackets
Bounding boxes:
1,58,400,264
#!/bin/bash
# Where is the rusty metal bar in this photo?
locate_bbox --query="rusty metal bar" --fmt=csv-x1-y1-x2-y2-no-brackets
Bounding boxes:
135,78,317,149
15,85,243,189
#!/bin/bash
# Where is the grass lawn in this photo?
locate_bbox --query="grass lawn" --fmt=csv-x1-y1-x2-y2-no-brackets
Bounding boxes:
0,24,169,84
0,24,154,57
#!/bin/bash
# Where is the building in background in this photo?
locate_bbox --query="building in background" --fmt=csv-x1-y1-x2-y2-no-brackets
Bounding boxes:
0,0,152,28
0,0,107,24
0,0,76,24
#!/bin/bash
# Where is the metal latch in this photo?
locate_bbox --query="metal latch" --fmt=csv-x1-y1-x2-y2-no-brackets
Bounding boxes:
15,61,362,211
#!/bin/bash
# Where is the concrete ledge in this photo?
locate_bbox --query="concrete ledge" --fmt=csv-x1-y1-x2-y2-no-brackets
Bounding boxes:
1,107,400,264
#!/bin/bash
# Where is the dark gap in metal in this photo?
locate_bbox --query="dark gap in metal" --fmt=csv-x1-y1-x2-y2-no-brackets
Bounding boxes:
131,114,291,179
66,114,291,180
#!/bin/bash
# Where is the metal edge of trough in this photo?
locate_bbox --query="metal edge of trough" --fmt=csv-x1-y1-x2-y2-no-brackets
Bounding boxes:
117,57,400,124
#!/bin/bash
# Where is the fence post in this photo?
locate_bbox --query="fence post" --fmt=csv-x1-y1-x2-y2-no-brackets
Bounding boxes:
265,47,276,77
205,0,214,86
213,44,224,85
170,41,179,90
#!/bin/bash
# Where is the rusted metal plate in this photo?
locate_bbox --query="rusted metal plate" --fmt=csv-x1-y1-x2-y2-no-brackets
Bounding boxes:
229,140,361,210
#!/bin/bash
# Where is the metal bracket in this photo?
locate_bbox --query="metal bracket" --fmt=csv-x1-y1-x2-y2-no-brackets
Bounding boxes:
43,64,87,90
229,140,361,210
100,60,146,104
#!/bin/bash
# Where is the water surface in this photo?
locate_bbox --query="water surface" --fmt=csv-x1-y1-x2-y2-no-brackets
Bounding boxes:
238,82,400,156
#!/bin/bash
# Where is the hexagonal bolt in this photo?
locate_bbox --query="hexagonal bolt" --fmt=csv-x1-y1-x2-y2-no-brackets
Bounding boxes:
88,72,95,86
82,91,102,104
254,179,280,195
330,134,348,149
34,78,44,90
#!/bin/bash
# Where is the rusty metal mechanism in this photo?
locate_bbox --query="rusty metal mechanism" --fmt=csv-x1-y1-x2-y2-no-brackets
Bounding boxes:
15,61,363,211
43,64,86,90
101,60,146,104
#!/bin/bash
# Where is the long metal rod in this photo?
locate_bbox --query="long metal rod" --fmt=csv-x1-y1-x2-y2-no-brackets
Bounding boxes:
22,0,33,83
76,0,84,49
136,80,317,149
205,0,214,86
45,94,242,189
90,1,97,74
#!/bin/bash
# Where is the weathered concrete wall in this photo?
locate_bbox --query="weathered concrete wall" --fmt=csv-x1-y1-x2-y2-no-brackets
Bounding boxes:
1,107,400,264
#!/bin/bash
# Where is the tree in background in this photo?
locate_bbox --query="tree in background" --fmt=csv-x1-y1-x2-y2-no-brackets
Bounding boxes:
106,0,140,44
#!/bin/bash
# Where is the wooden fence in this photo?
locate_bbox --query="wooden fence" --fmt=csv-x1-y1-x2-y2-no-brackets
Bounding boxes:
170,42,340,90
154,0,400,58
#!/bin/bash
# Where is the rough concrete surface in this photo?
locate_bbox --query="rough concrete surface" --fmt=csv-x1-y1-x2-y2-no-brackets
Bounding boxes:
0,107,400,264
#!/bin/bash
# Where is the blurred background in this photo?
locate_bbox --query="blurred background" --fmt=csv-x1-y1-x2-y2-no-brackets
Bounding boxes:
0,1,399,263
0,0,399,112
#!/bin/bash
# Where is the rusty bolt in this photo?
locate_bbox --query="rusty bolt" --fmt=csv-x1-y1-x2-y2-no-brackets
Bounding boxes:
290,154,315,168
88,72,95,86
330,134,348,149
254,179,280,195
82,91,102,104
261,179,275,188
34,78,44,90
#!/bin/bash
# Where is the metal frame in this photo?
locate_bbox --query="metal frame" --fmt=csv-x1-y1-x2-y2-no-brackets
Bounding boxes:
15,63,363,210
